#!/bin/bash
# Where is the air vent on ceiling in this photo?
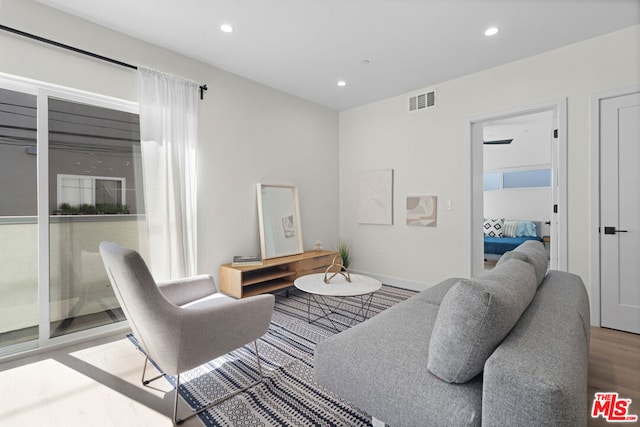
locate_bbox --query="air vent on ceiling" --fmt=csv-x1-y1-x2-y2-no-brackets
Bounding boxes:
409,89,436,112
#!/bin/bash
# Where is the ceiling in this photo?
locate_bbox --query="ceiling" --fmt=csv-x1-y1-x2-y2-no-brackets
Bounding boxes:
35,0,640,111
483,110,554,171
483,110,554,142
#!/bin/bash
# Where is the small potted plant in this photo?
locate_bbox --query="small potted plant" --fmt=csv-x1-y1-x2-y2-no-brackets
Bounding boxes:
337,240,351,269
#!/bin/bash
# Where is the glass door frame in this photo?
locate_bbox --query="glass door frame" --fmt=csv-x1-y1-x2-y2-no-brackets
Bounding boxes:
0,72,138,358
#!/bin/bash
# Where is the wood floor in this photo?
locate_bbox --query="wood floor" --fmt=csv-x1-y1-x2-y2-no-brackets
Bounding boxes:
0,326,637,426
588,326,640,426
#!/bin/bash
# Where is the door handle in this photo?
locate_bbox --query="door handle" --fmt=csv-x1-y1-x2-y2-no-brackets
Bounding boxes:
604,226,628,234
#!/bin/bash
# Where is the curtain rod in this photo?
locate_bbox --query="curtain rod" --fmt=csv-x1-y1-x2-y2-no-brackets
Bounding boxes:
0,24,208,100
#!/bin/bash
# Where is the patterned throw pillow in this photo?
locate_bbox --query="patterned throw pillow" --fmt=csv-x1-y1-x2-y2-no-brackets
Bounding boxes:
483,218,504,237
503,221,517,238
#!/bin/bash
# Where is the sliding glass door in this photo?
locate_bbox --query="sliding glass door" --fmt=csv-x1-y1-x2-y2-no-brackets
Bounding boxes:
48,97,147,337
0,77,147,355
0,87,39,350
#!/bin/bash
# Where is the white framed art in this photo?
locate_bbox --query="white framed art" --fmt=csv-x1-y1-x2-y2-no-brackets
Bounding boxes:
357,169,393,225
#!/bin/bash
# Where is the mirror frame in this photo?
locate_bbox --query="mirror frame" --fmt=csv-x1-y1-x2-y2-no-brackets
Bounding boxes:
256,183,304,259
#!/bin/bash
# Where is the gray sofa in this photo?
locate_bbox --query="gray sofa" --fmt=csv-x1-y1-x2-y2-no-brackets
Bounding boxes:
314,241,590,426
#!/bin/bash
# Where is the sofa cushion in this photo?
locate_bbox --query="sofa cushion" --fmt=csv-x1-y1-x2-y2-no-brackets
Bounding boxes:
427,258,537,383
411,277,461,306
315,296,483,426
497,240,548,286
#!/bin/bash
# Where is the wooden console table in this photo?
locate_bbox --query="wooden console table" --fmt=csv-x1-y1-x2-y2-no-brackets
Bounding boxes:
219,250,339,298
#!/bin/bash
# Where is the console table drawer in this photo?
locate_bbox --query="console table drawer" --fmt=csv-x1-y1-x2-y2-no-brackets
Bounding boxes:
295,253,338,273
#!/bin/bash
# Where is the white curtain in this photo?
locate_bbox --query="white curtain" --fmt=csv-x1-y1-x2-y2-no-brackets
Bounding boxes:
138,67,198,281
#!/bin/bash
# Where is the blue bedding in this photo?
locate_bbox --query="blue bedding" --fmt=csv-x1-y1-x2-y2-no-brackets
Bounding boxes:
484,236,543,255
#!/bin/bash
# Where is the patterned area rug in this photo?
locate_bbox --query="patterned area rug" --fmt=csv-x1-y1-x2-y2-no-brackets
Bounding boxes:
128,285,416,426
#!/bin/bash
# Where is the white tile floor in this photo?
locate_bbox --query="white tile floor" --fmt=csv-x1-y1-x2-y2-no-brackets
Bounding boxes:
0,334,202,427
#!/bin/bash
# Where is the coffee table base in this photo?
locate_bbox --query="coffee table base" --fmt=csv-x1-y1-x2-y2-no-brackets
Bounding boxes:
305,292,376,331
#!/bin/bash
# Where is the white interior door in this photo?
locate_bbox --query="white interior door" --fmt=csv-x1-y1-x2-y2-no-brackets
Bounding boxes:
600,91,640,334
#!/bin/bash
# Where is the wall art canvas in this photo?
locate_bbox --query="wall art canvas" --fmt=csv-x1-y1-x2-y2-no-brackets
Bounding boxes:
357,169,393,225
406,195,437,226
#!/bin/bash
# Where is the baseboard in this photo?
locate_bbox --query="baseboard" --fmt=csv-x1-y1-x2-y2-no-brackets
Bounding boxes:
348,270,433,292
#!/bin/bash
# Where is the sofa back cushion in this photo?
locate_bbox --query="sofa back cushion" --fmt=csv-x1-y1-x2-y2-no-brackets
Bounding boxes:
427,258,537,383
497,240,548,286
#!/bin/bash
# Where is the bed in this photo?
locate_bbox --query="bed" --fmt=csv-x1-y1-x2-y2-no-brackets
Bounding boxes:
484,219,544,257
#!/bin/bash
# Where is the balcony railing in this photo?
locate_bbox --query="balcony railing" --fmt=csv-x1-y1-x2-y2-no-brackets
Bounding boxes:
0,215,148,345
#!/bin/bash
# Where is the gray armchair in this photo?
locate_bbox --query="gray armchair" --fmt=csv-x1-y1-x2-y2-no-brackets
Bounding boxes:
99,241,274,425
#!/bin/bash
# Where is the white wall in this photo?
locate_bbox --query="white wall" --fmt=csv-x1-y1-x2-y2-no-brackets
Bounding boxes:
483,112,553,223
483,189,550,223
0,0,340,282
339,25,640,295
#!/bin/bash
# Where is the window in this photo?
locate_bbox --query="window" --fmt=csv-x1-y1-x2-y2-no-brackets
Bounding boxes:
483,172,502,191
95,178,123,205
57,174,126,213
484,168,551,191
59,175,92,206
503,169,551,189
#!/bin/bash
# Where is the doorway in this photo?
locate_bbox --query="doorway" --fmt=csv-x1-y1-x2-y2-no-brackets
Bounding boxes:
469,101,567,277
591,86,640,334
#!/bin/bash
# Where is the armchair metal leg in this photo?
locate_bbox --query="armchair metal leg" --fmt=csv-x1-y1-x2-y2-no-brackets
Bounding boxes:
141,355,166,386
173,341,265,425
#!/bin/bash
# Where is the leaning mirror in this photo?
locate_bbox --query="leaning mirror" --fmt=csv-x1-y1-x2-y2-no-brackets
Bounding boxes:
257,183,304,259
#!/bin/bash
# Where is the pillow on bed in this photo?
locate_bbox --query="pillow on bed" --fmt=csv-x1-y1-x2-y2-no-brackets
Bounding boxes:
503,221,517,238
484,218,504,237
515,221,537,237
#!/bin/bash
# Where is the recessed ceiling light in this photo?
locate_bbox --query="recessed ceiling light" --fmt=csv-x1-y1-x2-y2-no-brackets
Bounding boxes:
220,24,234,33
484,26,500,36
337,81,346,87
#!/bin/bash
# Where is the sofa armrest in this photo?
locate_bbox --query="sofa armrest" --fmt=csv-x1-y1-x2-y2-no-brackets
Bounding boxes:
157,274,218,306
482,271,590,426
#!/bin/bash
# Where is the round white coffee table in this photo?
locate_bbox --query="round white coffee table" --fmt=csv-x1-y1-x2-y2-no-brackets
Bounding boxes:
294,273,382,330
